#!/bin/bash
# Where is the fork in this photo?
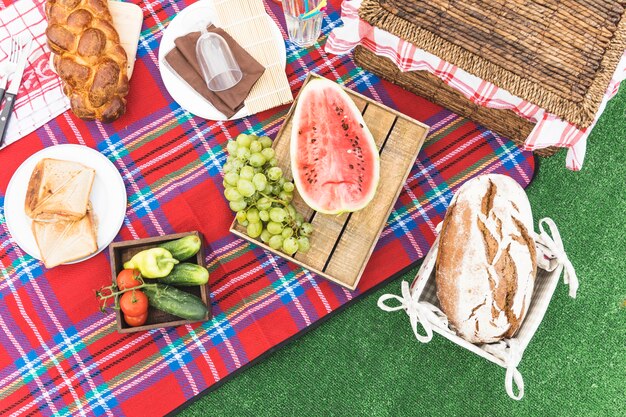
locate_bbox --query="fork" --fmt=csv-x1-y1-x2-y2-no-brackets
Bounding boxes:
0,34,31,146
0,37,20,103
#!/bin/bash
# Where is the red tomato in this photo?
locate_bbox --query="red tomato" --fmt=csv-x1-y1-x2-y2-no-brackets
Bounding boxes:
124,312,148,327
119,290,148,317
116,269,142,290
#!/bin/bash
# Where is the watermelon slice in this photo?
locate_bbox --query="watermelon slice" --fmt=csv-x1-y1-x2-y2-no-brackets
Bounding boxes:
290,78,380,215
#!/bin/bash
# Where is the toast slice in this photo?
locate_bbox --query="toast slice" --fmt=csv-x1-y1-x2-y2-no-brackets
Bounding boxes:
25,158,96,220
32,206,98,268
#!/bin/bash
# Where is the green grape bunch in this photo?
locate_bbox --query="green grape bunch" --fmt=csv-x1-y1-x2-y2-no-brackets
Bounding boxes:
222,133,312,255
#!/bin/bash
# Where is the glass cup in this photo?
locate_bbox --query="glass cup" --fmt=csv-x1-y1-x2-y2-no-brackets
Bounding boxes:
281,0,324,48
196,31,242,91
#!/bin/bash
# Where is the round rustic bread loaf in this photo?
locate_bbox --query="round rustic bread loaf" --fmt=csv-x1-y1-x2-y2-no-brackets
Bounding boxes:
45,0,129,122
435,174,537,344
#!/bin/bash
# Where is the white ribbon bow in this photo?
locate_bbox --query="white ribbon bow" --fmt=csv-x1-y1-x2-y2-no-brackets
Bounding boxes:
378,281,448,343
535,217,579,298
483,339,525,400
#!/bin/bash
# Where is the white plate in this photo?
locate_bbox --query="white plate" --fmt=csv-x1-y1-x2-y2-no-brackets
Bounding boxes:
5,144,127,265
158,0,287,121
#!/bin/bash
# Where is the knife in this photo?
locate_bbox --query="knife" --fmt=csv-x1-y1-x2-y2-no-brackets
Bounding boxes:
0,62,16,104
0,37,33,146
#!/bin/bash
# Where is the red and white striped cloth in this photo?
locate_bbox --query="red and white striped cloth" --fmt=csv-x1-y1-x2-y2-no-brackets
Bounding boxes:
0,0,69,149
326,0,626,171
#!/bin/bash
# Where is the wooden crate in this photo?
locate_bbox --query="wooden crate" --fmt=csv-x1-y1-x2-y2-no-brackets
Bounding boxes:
230,73,430,290
108,231,211,333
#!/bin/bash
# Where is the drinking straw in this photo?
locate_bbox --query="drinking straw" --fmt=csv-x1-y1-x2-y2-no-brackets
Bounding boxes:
299,0,326,20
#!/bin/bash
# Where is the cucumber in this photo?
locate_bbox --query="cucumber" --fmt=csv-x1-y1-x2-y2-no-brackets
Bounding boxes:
142,284,208,321
158,235,201,261
155,263,209,286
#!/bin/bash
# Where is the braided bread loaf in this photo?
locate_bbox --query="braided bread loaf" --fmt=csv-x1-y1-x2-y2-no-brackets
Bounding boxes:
45,0,129,122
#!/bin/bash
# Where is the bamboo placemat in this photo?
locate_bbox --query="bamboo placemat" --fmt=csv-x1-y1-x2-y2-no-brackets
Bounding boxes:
359,0,626,128
211,0,293,114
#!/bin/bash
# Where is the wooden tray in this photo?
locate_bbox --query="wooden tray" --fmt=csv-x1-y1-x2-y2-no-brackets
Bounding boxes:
108,231,211,333
230,73,430,290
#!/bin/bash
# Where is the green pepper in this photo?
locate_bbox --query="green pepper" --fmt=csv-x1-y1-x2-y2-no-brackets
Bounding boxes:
123,248,179,278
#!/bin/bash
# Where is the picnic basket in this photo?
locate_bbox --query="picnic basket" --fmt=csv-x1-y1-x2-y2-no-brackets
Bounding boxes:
354,0,626,156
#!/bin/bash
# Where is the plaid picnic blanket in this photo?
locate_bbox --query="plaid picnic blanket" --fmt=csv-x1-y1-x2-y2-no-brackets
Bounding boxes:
326,0,626,171
0,0,535,415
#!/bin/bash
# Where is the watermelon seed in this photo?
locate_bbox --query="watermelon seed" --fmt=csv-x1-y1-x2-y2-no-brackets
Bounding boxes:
298,130,302,134
359,123,363,128
311,138,316,143
349,164,354,169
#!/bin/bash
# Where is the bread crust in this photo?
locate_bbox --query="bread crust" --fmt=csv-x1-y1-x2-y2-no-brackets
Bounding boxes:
25,159,46,218
24,158,95,220
32,207,98,268
435,174,537,344
46,0,129,122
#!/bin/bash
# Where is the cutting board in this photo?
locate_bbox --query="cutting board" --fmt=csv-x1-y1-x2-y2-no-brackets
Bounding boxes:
49,1,143,78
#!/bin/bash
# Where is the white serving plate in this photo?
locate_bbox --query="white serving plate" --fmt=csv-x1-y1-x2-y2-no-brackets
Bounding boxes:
5,144,127,266
157,0,287,121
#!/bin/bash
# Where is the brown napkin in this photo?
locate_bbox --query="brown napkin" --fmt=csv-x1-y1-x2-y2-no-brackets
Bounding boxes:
164,26,265,118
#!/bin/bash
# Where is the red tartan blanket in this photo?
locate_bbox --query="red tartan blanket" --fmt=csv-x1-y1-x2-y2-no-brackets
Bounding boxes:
0,1,535,415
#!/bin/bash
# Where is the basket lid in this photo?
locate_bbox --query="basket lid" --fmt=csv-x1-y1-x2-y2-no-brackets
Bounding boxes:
360,0,626,128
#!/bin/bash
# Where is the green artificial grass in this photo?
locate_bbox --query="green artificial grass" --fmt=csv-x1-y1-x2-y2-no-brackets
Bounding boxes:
179,85,626,416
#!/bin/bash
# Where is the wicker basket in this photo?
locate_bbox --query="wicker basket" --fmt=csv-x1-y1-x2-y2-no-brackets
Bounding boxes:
355,0,626,157
354,46,557,156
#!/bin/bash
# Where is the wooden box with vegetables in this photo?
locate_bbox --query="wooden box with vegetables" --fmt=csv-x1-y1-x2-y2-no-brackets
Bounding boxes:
102,231,211,333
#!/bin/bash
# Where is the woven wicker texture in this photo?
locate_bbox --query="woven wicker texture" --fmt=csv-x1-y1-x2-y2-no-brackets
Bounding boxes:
359,0,626,128
353,46,560,156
